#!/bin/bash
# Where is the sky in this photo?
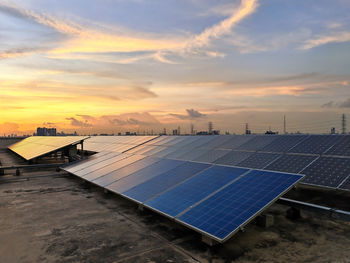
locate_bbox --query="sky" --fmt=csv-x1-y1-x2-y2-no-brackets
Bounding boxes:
0,0,350,135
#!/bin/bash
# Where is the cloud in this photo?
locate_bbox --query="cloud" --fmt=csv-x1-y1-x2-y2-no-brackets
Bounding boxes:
76,115,96,121
170,109,207,120
321,101,334,108
301,31,350,50
0,47,45,60
339,98,350,108
65,117,93,127
186,0,258,49
104,112,160,127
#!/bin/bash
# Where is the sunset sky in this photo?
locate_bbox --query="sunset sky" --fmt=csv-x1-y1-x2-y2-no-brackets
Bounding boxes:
0,0,350,135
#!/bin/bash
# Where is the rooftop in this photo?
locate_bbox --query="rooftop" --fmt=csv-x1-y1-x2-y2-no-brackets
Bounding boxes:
0,137,349,262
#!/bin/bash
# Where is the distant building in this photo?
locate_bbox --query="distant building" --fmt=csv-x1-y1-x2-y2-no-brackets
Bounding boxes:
36,127,56,136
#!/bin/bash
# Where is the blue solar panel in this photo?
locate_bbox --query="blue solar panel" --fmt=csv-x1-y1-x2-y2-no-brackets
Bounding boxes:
238,136,278,151
123,162,211,203
265,154,317,173
106,159,184,194
92,156,160,187
237,152,281,169
300,156,350,188
177,170,303,241
193,149,231,163
218,136,254,150
324,135,350,156
214,151,253,166
144,166,249,217
288,135,341,154
261,135,307,153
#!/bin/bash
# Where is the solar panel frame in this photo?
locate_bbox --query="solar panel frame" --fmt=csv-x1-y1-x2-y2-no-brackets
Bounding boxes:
175,169,304,242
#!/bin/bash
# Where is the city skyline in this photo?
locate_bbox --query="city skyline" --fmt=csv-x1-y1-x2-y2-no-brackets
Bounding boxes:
1,0,350,135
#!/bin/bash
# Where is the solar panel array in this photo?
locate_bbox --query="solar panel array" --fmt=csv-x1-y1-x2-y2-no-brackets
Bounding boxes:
83,136,157,153
105,135,348,191
8,136,89,160
63,150,302,242
60,134,350,242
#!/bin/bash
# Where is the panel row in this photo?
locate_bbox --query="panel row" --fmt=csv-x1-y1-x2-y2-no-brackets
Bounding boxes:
62,152,302,242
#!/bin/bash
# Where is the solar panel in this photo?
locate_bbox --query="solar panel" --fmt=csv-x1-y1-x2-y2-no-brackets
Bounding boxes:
8,136,88,160
218,135,254,150
81,154,145,181
164,137,214,159
71,153,131,177
122,162,211,203
106,159,185,194
261,135,308,153
237,153,281,169
237,136,278,151
199,136,232,149
175,147,209,161
144,166,248,217
177,170,303,242
92,156,161,187
265,154,317,173
63,152,121,174
339,175,350,191
300,157,350,188
82,136,158,153
193,149,231,163
288,135,341,154
324,135,350,156
214,151,253,166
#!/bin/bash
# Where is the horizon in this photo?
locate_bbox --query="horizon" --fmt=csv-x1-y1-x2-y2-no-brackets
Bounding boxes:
1,0,350,135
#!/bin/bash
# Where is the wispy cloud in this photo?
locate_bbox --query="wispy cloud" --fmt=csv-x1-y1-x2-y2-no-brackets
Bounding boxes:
301,31,350,50
186,0,258,49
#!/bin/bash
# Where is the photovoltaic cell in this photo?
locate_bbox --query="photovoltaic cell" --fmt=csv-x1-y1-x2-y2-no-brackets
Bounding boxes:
265,154,317,173
81,154,145,181
123,161,211,203
301,157,350,188
199,136,232,149
237,153,281,169
92,156,160,187
261,135,308,153
177,170,303,241
324,136,350,156
145,166,248,217
175,147,209,161
237,136,278,151
193,149,231,163
106,159,185,194
214,151,253,166
288,135,341,154
73,153,131,177
64,152,120,174
218,136,254,150
339,175,350,191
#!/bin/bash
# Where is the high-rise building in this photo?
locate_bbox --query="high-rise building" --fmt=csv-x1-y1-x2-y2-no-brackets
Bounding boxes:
36,127,56,136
